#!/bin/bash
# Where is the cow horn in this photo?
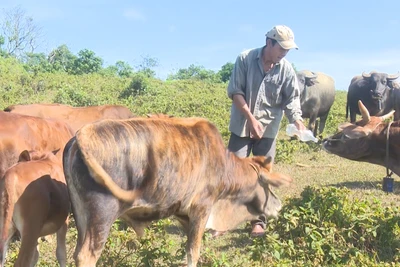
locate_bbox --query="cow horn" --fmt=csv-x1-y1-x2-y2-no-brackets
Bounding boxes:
387,72,400,80
362,71,371,78
380,110,395,121
358,100,370,123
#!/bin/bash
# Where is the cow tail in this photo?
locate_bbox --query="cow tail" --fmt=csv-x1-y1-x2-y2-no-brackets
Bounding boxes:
345,100,349,120
0,174,16,264
78,145,140,202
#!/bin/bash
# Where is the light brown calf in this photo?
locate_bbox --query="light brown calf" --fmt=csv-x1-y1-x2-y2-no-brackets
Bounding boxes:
0,150,69,267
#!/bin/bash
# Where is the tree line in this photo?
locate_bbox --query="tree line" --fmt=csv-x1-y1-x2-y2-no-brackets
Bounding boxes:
0,6,234,83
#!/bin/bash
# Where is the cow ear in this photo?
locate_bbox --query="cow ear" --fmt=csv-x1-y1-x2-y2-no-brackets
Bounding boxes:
259,171,293,188
18,150,31,162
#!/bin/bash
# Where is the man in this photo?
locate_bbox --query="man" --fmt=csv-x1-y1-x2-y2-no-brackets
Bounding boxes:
227,25,306,237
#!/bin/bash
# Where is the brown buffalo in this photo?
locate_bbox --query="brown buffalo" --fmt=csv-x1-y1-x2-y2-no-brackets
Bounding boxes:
0,150,69,267
4,103,134,133
0,111,74,180
323,100,399,174
63,116,292,267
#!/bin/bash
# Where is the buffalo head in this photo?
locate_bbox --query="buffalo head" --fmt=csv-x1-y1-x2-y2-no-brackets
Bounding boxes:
296,71,318,96
361,71,399,99
323,100,395,160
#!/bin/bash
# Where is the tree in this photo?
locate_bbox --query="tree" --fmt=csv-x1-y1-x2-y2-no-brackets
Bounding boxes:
115,60,133,77
217,62,234,83
136,55,158,78
48,44,77,73
167,64,218,81
1,6,42,58
22,52,52,74
72,49,103,75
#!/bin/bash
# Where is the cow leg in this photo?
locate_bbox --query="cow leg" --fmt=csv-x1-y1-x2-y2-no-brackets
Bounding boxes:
186,206,211,267
0,226,17,266
14,234,39,267
318,112,329,135
71,196,118,267
55,221,68,267
308,115,317,136
74,217,114,267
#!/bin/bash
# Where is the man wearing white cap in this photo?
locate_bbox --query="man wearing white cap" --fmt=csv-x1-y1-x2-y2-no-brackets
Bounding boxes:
225,25,306,237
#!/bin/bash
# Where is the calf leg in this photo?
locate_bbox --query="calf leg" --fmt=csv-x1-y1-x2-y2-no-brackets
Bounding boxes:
56,221,68,267
186,205,211,267
14,234,39,267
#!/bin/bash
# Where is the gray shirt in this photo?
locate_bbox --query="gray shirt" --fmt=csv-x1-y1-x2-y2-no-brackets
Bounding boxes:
227,46,303,138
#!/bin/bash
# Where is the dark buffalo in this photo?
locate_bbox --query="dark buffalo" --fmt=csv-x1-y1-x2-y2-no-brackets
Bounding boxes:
296,70,336,136
346,71,400,123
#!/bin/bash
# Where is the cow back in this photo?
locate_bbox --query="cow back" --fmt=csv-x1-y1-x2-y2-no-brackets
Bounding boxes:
0,111,74,179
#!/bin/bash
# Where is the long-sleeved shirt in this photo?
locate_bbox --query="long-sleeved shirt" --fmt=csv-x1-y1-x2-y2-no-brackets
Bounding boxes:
227,46,303,138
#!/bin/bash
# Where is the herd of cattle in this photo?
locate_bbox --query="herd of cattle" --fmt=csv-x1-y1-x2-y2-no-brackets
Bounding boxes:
0,69,398,267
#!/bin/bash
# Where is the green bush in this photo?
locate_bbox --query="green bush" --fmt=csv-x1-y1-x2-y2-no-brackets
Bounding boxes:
249,186,400,265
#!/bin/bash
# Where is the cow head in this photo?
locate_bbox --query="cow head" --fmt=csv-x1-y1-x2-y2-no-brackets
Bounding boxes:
361,71,399,99
296,70,318,97
323,100,395,160
250,156,293,218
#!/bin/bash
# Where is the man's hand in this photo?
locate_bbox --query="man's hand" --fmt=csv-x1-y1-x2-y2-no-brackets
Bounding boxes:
294,120,306,131
249,117,264,139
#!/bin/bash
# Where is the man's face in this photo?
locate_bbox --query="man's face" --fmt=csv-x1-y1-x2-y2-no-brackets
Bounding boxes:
267,40,289,63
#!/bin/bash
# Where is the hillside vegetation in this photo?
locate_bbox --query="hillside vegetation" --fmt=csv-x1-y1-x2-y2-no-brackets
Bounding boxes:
0,56,399,267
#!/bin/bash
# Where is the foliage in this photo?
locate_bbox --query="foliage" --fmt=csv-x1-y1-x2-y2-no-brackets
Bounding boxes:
218,62,234,83
248,186,400,265
71,49,103,75
48,44,77,73
167,64,221,82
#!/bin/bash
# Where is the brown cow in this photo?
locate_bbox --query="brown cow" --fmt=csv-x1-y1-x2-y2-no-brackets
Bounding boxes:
0,111,74,180
323,100,399,174
63,116,292,267
4,103,134,133
0,150,69,267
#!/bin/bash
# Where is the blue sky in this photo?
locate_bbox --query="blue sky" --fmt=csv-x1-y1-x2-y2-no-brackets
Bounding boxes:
1,0,400,90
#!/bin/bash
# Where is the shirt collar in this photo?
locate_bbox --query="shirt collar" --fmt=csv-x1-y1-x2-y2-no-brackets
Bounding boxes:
257,45,281,65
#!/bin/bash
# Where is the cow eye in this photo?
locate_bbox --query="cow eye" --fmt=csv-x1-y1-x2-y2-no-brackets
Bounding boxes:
382,80,387,85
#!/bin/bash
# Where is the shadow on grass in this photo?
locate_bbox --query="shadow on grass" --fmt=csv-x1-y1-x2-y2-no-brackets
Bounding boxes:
328,180,400,195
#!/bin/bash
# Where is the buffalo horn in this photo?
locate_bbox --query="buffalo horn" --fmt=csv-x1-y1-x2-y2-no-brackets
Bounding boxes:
387,72,400,80
358,100,370,123
380,110,395,121
362,71,371,78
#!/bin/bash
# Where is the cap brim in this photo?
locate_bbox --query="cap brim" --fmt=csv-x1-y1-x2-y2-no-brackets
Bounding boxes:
277,40,299,50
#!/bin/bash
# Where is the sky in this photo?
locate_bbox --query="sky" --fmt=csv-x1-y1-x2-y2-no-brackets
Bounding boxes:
1,0,400,90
